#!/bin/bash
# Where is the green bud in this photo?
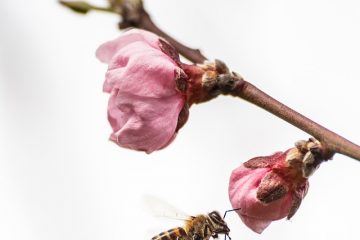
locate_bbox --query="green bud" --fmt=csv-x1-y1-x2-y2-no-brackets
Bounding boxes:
59,1,93,14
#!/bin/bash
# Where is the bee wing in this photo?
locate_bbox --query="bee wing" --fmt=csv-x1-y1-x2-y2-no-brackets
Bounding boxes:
142,194,191,221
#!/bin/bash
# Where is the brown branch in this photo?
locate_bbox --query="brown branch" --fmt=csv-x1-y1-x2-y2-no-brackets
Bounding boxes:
230,80,360,161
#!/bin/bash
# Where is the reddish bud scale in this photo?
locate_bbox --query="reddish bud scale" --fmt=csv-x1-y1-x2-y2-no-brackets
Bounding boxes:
181,64,206,105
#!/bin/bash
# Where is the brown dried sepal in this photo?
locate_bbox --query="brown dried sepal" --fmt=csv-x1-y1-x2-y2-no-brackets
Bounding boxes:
287,194,301,219
257,172,288,204
176,103,189,132
216,74,237,94
174,68,188,93
243,152,283,169
295,138,334,161
292,138,335,178
159,38,181,66
214,59,229,74
287,182,309,219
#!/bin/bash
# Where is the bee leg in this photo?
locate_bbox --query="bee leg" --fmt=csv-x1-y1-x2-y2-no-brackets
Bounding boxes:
224,233,231,240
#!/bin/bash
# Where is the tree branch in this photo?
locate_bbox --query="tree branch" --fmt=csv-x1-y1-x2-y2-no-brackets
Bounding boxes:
230,80,360,161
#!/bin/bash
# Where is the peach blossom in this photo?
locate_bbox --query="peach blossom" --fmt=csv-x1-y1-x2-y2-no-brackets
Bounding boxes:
229,150,310,233
96,29,190,153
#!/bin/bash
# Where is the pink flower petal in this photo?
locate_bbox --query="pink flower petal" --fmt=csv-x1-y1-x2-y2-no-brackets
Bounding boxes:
239,215,272,234
96,29,191,153
95,29,159,64
108,90,184,153
229,165,292,233
103,41,179,95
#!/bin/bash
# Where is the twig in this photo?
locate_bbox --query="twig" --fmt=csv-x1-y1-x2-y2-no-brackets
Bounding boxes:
231,80,360,161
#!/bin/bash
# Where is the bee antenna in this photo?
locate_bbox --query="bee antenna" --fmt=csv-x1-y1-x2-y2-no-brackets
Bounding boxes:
223,208,240,240
223,207,241,219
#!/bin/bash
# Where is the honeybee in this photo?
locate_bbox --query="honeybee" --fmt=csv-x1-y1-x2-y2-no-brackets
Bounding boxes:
151,210,231,240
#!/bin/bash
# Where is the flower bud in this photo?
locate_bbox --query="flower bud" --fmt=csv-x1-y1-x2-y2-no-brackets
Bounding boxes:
228,138,332,233
60,1,111,14
96,29,201,153
96,29,243,153
59,1,92,14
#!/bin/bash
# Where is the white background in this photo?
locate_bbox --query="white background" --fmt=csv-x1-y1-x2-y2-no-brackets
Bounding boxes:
1,0,360,239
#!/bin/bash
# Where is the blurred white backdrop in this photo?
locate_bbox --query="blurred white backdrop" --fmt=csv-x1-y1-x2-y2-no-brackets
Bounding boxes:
1,0,360,239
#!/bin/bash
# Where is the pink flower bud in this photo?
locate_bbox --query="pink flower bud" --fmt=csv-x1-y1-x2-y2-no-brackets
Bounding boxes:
96,29,198,153
229,139,330,233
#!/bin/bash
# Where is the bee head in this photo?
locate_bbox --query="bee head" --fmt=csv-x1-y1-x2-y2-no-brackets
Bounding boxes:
208,211,230,235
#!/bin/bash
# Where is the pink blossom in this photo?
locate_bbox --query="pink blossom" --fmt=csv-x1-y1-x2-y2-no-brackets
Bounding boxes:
96,29,193,153
229,146,312,233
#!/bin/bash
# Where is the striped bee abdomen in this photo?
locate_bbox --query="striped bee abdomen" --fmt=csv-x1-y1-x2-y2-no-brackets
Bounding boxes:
151,227,188,240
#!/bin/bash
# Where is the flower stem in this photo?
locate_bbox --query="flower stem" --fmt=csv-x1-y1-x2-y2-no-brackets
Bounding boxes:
232,80,360,161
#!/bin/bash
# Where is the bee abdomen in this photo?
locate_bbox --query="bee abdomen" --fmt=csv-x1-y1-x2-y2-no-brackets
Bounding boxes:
151,227,188,240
